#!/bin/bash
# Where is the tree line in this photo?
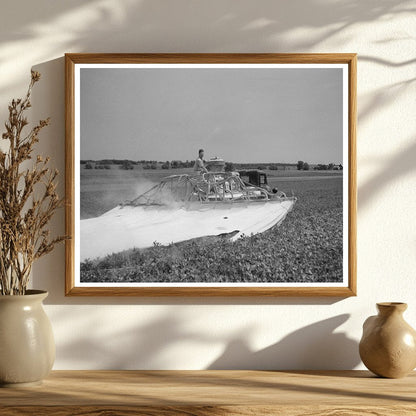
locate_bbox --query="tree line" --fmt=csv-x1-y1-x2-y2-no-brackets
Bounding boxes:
81,159,342,171
297,161,343,171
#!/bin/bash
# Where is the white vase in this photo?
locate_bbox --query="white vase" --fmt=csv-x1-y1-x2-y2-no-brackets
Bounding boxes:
0,290,55,387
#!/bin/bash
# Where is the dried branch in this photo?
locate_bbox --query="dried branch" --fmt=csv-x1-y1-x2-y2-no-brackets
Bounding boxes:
0,71,66,295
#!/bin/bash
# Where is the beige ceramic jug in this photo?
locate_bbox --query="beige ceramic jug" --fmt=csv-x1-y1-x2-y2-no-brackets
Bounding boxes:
359,302,416,378
0,290,55,386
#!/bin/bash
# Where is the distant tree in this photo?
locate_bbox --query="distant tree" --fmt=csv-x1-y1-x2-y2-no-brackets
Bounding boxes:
99,159,114,165
303,162,310,171
120,161,134,170
161,161,170,169
328,163,335,170
269,165,277,170
224,162,235,172
297,161,304,170
104,164,111,170
85,163,93,169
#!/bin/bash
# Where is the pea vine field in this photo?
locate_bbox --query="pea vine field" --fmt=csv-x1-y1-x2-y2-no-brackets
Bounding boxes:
80,169,343,283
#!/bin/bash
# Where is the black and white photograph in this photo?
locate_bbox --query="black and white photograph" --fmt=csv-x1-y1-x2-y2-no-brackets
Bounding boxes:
65,54,356,295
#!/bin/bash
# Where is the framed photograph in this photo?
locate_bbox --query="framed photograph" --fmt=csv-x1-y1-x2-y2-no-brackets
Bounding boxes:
65,53,356,296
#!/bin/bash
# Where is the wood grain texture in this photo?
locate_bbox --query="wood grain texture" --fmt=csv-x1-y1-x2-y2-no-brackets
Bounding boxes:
64,53,357,297
66,286,357,297
3,405,416,416
348,55,358,296
1,370,415,416
65,53,357,64
65,54,75,296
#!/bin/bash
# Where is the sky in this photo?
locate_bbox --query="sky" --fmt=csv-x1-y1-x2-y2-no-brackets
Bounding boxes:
80,66,343,164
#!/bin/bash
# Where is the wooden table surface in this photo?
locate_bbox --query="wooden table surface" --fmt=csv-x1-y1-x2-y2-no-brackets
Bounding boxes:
1,370,415,415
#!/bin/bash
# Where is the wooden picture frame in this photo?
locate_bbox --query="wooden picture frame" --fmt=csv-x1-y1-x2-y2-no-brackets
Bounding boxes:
65,53,356,296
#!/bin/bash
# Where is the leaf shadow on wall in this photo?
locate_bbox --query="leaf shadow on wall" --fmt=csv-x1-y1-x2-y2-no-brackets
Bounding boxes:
207,314,360,370
53,308,360,370
29,61,415,305
0,0,414,96
358,138,416,210
356,55,416,211
53,311,216,369
25,0,415,305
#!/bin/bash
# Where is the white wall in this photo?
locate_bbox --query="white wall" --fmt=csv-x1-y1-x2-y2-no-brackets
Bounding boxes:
1,0,415,370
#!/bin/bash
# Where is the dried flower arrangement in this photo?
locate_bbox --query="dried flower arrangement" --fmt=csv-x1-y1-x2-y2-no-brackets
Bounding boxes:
0,71,65,295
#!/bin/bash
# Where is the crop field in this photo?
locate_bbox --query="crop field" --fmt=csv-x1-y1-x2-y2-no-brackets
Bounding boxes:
80,167,343,283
